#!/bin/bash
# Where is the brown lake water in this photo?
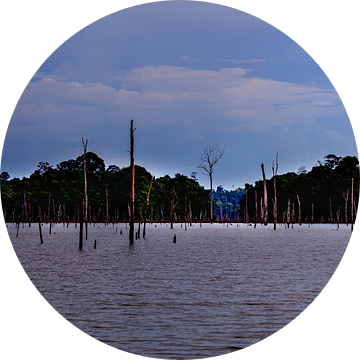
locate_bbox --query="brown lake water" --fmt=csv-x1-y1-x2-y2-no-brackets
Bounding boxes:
7,222,351,359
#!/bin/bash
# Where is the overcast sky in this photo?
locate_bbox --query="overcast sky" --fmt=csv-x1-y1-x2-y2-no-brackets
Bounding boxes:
1,0,357,189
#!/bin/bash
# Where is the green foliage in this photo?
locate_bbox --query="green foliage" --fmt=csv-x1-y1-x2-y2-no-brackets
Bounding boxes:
1,153,357,224
238,154,359,223
1,153,210,223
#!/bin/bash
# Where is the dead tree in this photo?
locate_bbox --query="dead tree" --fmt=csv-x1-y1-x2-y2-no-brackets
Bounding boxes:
272,153,279,229
287,198,291,228
197,144,225,223
143,175,153,239
254,190,258,228
297,195,302,225
170,187,175,229
245,188,249,223
261,162,268,225
38,206,43,244
351,178,354,231
129,120,135,245
343,189,349,225
82,136,88,239
311,203,314,225
106,188,109,224
329,198,333,223
79,200,84,250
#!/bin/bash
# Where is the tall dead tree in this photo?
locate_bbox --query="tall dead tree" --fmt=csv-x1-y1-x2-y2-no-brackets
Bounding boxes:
261,162,268,225
129,120,135,245
197,144,225,223
272,152,278,230
82,136,88,239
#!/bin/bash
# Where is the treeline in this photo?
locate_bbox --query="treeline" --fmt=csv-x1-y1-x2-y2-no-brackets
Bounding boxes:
1,153,358,225
238,154,359,225
0,152,210,223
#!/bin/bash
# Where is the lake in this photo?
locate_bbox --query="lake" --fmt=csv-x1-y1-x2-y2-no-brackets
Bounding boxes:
7,222,351,359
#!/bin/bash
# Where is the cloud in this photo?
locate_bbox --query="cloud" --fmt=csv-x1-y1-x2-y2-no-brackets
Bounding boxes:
4,65,353,186
13,65,343,137
216,58,266,64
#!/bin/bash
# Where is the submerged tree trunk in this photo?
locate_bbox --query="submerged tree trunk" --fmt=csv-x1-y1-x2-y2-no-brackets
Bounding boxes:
143,175,153,239
129,120,135,245
38,206,43,244
297,195,302,225
106,187,109,224
261,163,268,225
254,190,258,228
287,198,291,228
311,203,314,225
170,187,175,229
329,198,333,223
351,178,354,231
343,189,349,225
79,200,84,250
272,153,278,230
82,136,88,240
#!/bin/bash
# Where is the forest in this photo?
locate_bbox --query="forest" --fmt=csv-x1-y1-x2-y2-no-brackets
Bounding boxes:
0,152,358,225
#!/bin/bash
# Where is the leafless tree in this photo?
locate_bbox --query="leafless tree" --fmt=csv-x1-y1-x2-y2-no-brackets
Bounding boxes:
129,120,135,245
82,136,88,239
343,189,349,225
261,162,268,225
197,144,225,222
272,152,279,230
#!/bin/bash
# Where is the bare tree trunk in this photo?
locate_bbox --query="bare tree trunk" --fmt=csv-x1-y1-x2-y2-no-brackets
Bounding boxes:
170,187,175,229
261,163,268,225
106,187,109,224
311,203,314,224
272,153,278,230
287,198,291,228
297,195,302,225
329,198,333,223
129,120,135,245
143,175,153,239
210,174,213,223
184,196,187,230
245,188,249,223
79,200,83,250
343,189,349,225
189,200,192,225
254,190,258,228
82,136,88,239
38,206,43,244
351,178,354,231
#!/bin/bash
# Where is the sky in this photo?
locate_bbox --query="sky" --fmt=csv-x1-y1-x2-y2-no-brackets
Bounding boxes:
1,0,358,190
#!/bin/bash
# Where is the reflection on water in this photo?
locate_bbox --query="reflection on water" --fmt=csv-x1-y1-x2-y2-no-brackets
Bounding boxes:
8,222,350,359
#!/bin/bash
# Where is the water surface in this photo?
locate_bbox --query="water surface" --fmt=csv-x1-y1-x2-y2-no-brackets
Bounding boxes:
8,222,351,359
